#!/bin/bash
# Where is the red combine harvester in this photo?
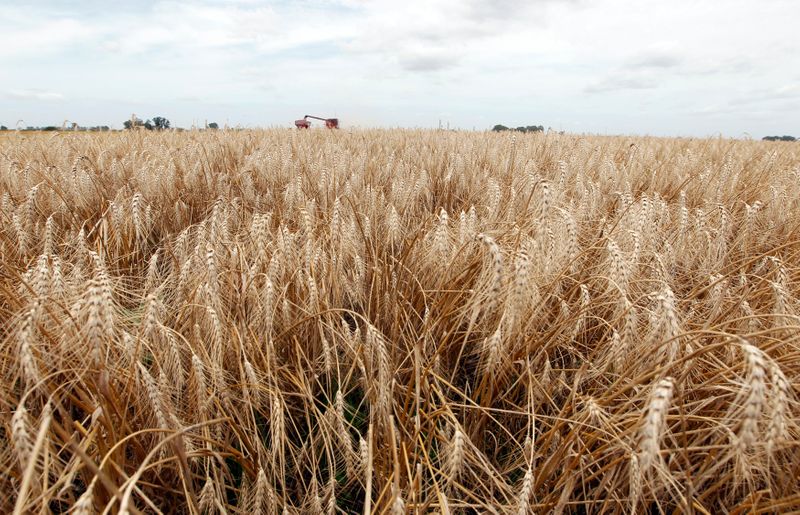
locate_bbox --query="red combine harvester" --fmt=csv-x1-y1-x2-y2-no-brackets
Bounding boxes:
295,115,339,129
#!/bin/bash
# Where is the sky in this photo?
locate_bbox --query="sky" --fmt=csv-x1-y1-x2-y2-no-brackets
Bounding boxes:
1,0,799,137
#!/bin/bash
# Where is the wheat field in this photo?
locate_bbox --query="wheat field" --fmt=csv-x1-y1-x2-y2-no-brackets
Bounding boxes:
1,129,798,513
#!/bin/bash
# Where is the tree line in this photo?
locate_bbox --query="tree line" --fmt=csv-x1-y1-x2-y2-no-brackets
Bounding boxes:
123,116,171,130
121,116,220,130
0,125,110,132
0,116,222,132
762,135,796,142
492,124,545,133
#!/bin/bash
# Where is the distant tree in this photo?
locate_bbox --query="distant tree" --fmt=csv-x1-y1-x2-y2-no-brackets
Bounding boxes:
144,119,154,131
763,135,796,141
0,125,7,131
492,124,544,133
208,122,219,130
42,126,58,131
152,116,170,130
124,116,145,130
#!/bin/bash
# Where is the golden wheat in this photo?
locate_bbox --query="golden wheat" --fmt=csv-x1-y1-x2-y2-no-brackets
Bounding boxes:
0,129,798,512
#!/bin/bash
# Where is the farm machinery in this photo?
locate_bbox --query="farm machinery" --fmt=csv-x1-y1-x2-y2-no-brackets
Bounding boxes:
295,115,339,129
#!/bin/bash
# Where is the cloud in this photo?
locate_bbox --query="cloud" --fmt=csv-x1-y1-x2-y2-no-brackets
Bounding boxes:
462,0,562,21
0,0,566,78
584,74,658,93
626,51,682,69
621,42,684,69
1,0,798,136
770,83,800,100
680,56,754,76
583,43,685,94
336,0,568,74
690,84,800,119
727,83,800,106
398,50,459,72
6,89,64,100
0,17,95,58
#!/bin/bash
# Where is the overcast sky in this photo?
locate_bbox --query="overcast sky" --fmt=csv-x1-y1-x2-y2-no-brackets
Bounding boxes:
2,0,799,137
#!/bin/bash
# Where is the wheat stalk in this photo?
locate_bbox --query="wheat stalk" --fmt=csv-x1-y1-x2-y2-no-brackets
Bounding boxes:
638,377,674,472
738,342,766,452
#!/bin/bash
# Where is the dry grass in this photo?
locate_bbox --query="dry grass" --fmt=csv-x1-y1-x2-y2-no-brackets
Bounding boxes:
1,129,799,513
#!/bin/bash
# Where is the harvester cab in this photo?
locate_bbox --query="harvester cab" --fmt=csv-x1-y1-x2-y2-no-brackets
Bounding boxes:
295,115,339,129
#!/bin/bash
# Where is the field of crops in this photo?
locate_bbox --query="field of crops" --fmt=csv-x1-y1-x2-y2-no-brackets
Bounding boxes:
1,129,798,513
